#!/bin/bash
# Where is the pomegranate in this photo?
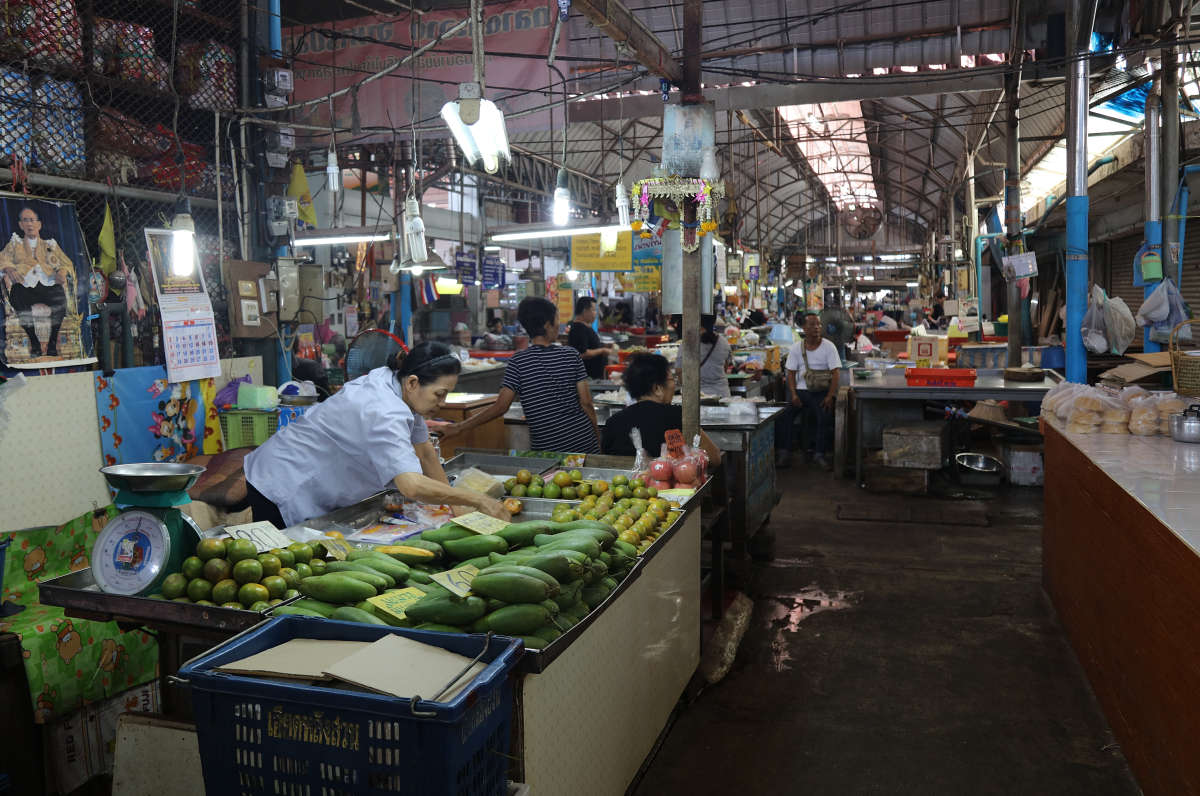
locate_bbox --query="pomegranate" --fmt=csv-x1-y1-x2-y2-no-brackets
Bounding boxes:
672,459,698,484
649,459,674,482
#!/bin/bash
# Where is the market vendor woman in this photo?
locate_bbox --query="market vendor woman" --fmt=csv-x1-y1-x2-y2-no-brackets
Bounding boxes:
244,341,511,527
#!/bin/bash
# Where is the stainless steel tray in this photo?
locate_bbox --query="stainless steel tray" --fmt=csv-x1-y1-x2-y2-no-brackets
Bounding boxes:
442,452,558,478
38,569,263,634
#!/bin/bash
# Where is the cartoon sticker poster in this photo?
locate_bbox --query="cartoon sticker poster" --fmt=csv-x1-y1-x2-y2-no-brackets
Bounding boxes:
94,366,214,469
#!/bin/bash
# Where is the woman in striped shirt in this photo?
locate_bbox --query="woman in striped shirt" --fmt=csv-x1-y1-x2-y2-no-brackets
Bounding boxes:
441,296,600,453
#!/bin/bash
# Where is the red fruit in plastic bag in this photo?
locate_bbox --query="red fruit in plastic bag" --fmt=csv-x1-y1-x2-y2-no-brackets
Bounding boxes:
673,459,698,484
649,459,674,481
650,479,674,492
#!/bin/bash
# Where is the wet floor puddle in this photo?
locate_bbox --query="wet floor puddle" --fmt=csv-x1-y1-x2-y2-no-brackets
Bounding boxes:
765,586,854,671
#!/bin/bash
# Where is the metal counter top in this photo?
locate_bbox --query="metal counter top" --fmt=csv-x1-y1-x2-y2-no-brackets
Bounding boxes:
850,369,1061,401
504,401,785,431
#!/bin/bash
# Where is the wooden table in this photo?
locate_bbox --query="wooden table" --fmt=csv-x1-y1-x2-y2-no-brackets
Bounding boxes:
1043,421,1200,795
435,393,506,458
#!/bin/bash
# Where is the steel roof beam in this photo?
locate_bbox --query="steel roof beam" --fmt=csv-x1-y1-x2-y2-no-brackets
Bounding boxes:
569,72,1006,124
571,0,683,85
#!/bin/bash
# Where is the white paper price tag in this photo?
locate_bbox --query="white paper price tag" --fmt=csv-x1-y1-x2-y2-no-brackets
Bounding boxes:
430,564,479,598
223,521,293,552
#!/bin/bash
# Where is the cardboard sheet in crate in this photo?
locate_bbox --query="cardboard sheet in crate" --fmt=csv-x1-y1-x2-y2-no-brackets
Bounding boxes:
882,422,949,470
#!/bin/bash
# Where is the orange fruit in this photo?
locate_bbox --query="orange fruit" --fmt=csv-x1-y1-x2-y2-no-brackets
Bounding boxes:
195,538,226,561
238,582,269,608
232,558,264,585
227,539,258,563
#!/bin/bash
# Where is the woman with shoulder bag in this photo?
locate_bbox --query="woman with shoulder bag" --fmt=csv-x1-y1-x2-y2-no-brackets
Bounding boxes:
784,312,841,469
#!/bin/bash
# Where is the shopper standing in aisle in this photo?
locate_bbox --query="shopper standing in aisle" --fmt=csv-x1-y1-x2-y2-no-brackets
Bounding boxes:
675,314,731,398
567,295,612,381
785,311,841,469
442,296,601,452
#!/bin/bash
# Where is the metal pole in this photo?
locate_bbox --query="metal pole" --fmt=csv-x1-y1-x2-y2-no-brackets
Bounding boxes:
966,156,978,301
1162,41,1181,280
680,0,703,443
1065,1,1093,383
1004,54,1023,367
1145,82,1163,352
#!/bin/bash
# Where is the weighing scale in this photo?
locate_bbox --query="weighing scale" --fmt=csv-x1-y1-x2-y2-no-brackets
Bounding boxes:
92,463,206,596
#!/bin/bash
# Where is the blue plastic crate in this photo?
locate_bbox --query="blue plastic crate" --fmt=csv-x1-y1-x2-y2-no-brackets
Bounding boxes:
178,616,522,796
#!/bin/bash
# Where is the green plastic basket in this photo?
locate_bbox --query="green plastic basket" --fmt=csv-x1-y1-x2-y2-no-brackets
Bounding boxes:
218,409,278,449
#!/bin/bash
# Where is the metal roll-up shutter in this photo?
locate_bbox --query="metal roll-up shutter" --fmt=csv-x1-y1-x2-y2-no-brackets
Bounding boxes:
1175,218,1200,312
1107,233,1144,312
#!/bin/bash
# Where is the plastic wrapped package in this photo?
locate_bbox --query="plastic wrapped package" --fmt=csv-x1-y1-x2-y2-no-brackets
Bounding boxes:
92,17,130,74
1050,384,1089,421
1119,385,1149,407
1040,381,1075,417
1129,395,1160,436
177,41,237,111
1082,285,1108,354
1157,393,1187,419
4,0,83,69
1098,395,1130,434
0,69,32,165
95,106,171,159
31,77,84,174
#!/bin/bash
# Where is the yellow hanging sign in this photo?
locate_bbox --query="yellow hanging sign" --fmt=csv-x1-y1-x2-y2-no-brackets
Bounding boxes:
570,231,634,271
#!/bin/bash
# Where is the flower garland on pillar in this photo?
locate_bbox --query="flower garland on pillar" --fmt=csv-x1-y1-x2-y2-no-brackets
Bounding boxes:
629,176,724,253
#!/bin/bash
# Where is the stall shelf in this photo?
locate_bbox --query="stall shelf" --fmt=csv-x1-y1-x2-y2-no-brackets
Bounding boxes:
503,403,783,558
38,453,705,793
849,369,1061,485
1043,420,1200,795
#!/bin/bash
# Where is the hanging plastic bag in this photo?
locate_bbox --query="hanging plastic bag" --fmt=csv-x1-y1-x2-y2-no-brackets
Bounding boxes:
1136,279,1171,326
1103,295,1136,355
1082,285,1109,354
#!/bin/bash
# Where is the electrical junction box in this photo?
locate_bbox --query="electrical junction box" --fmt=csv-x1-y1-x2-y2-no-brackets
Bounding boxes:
264,68,293,96
268,127,295,151
223,260,276,338
266,196,296,237
265,151,288,169
277,261,301,320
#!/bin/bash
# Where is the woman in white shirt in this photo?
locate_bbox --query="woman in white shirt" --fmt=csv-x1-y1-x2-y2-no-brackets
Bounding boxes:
675,314,732,398
783,312,842,469
244,341,510,527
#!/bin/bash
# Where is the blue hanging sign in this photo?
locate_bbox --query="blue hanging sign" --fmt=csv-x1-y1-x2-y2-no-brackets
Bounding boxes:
482,255,506,288
455,251,477,284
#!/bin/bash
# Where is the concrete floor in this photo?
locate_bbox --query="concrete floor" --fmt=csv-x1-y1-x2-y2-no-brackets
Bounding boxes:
635,463,1141,796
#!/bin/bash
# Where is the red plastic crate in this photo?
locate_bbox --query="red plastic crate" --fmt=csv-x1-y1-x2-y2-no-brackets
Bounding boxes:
905,368,977,387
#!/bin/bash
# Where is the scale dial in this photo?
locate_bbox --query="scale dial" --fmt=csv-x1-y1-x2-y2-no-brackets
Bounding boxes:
92,511,173,595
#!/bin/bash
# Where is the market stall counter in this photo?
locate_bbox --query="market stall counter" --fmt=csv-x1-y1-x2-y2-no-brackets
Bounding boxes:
455,361,507,394
1043,419,1200,795
503,402,783,557
849,368,1061,484
39,452,705,795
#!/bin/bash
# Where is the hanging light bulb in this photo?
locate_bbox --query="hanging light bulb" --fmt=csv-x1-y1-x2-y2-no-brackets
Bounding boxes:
411,265,424,277
700,148,718,181
552,168,570,226
565,268,579,281
441,86,510,174
170,198,195,277
404,197,427,264
325,146,340,193
615,180,630,227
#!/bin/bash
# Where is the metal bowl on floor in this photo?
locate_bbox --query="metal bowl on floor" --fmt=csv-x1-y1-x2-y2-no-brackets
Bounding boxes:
955,453,1003,486
99,463,205,493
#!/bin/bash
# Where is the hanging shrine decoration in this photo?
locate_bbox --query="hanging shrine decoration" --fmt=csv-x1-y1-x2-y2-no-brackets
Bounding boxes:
629,176,724,253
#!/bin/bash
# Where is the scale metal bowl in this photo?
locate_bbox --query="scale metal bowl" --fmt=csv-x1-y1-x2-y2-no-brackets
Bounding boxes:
100,463,206,493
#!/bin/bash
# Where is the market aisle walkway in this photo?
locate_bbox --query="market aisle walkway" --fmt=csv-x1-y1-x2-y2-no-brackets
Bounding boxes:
635,467,1140,795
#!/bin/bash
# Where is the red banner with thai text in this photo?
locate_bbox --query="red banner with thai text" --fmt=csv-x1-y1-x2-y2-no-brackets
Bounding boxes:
284,0,561,143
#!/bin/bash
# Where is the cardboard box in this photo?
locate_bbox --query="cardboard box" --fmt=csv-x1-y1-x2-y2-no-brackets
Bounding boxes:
46,682,160,794
907,335,948,367
882,422,949,470
1003,443,1044,486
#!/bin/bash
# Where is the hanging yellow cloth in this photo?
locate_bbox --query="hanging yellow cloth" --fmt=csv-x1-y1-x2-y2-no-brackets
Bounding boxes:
287,161,318,228
199,377,225,455
97,202,117,274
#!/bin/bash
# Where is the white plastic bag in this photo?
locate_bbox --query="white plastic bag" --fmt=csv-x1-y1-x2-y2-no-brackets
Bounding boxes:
1103,295,1136,355
1082,285,1109,354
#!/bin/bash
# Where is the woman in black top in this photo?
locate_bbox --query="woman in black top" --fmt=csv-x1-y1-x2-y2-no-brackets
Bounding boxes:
601,353,722,462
